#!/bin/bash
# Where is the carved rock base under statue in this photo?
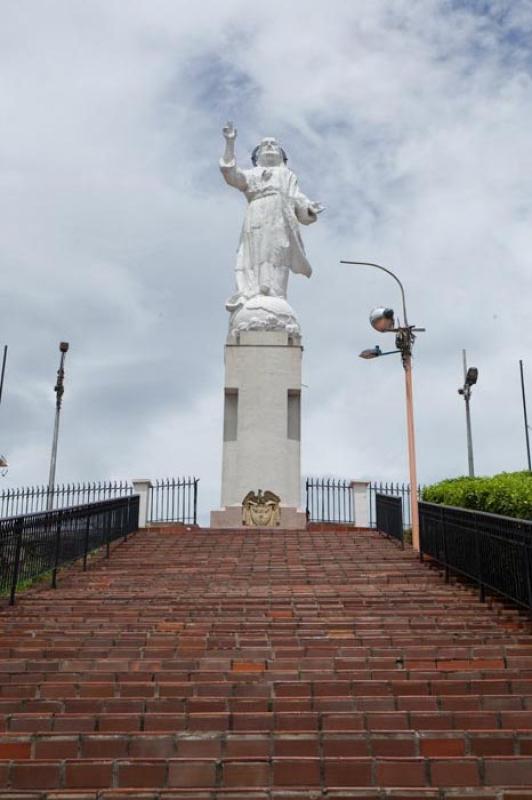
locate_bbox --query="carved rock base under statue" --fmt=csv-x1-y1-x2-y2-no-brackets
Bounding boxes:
228,295,300,340
210,505,307,530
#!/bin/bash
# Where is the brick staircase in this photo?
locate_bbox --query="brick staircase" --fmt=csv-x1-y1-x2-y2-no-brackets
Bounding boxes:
1,526,532,798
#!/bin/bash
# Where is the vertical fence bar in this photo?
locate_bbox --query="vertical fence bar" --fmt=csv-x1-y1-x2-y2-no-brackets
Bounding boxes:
474,515,484,602
524,540,532,610
123,498,129,542
83,509,91,571
51,511,62,589
105,507,112,558
9,518,24,606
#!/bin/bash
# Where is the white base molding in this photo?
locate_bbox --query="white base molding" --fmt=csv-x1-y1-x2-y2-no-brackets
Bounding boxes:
210,506,307,530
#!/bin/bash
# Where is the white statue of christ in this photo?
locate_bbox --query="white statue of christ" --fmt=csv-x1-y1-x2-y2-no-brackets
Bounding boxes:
220,122,323,331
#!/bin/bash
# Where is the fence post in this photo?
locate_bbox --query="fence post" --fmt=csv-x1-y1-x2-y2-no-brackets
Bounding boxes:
193,479,198,526
123,498,129,542
350,481,370,527
369,484,374,528
131,480,152,528
9,518,24,606
83,507,91,571
524,541,532,610
474,516,485,602
51,511,62,589
440,506,449,580
106,507,113,558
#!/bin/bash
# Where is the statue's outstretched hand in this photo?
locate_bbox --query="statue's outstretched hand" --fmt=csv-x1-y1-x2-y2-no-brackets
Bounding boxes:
310,202,325,216
223,121,237,140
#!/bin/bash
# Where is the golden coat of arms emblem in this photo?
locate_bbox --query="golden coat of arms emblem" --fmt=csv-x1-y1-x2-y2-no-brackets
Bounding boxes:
242,490,281,527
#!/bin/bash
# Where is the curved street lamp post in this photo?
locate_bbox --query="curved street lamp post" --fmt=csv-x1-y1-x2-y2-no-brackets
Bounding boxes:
341,260,424,551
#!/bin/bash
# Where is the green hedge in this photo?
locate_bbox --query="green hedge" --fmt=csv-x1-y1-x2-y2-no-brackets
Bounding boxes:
421,471,532,520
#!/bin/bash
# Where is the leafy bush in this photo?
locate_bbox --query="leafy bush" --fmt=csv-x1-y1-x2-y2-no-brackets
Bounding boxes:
422,471,532,520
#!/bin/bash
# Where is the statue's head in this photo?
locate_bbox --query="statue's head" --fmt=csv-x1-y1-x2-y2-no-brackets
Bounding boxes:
251,137,288,167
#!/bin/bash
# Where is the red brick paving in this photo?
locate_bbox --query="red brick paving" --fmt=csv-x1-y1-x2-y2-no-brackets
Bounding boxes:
0,526,531,797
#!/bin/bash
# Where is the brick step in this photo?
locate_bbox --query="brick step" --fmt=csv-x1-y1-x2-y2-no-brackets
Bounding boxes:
2,620,521,632
1,650,529,664
2,661,530,673
3,681,532,701
1,619,522,631
3,730,532,760
2,608,520,620
4,643,532,658
5,616,517,627
3,691,532,711
2,693,532,715
0,790,519,800
4,709,532,733
1,755,532,789
2,603,518,612
6,672,532,688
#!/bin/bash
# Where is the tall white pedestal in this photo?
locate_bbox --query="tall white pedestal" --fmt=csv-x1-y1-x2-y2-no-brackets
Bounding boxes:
210,330,306,529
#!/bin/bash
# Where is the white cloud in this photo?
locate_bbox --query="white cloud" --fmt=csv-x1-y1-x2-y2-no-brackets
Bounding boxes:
1,0,532,519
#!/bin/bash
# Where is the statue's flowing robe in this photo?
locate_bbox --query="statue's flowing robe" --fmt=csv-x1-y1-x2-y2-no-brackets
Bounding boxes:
220,160,317,308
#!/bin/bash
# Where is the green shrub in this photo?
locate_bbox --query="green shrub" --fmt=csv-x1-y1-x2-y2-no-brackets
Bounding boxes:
422,471,532,520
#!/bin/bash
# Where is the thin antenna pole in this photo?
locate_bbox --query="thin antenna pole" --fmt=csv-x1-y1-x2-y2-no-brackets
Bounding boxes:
0,346,7,406
520,360,532,471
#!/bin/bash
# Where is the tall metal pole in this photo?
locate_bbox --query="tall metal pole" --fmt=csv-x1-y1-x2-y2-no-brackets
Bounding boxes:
462,349,475,477
0,346,8,475
403,352,420,549
520,359,532,471
342,260,422,551
47,342,69,511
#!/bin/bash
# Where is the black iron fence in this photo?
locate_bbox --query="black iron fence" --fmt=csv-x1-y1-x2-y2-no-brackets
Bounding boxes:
375,493,404,546
419,501,532,609
0,478,199,526
149,478,198,525
305,478,420,529
0,481,133,518
369,482,421,530
0,495,139,605
305,478,354,524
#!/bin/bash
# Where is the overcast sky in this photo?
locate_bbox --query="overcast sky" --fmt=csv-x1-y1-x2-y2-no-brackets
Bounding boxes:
2,0,532,521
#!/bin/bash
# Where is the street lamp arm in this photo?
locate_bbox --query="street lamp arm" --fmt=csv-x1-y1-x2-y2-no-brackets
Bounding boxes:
341,260,409,328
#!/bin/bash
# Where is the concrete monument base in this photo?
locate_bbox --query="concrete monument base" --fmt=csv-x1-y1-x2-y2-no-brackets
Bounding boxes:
210,505,306,530
211,328,304,527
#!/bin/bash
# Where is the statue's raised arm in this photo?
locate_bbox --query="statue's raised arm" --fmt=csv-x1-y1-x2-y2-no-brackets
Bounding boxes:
219,123,323,337
222,121,237,154
220,121,247,192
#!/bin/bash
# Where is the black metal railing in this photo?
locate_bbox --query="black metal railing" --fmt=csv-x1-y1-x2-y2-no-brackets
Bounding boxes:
305,478,355,524
305,478,421,528
0,481,133,518
376,493,404,546
369,482,421,530
0,478,199,526
149,478,198,525
419,501,532,609
0,495,139,605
